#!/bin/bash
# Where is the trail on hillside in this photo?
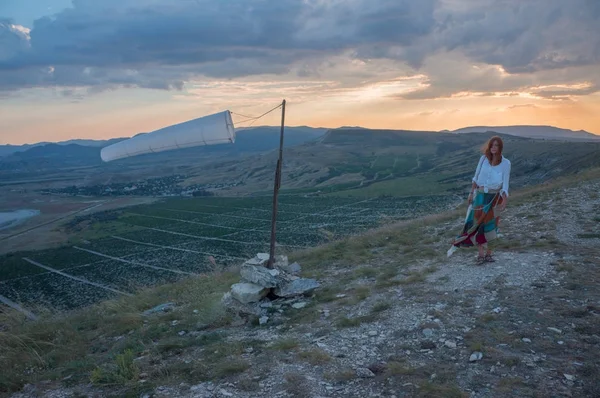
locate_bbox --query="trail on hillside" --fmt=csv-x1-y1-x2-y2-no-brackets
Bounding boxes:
9,179,600,398
138,180,600,397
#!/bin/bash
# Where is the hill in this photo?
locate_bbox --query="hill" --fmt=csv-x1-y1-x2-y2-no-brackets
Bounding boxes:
5,127,599,198
0,138,126,158
0,126,327,178
449,125,600,141
172,129,600,197
1,169,599,397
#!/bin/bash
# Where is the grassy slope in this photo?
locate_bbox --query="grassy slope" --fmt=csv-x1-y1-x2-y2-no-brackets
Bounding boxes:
246,131,600,198
1,168,599,396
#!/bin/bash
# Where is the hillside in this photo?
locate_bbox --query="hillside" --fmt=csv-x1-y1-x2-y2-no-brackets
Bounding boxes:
0,138,126,158
176,129,600,197
2,169,599,397
0,126,327,184
450,125,600,141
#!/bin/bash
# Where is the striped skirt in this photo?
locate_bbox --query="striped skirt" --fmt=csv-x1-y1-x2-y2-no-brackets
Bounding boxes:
452,190,503,248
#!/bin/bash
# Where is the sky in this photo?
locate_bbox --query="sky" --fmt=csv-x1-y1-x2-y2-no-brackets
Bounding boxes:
1,0,599,145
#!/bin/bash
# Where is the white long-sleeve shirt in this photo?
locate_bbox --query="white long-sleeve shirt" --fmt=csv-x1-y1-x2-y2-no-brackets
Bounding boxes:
472,155,511,197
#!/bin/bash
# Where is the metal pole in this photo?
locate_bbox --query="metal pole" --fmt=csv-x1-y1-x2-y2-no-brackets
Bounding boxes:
267,99,286,269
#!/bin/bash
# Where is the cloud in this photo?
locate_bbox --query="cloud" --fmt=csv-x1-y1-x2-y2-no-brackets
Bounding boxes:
0,0,598,98
435,0,600,73
0,20,31,62
0,0,438,92
394,51,600,101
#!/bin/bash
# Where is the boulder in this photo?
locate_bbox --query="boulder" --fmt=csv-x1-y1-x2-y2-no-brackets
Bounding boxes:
230,283,269,304
244,257,267,266
240,264,280,288
273,278,320,298
278,262,301,275
274,255,289,267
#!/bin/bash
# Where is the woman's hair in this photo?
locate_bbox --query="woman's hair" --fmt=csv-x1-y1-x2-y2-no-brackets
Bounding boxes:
482,136,504,165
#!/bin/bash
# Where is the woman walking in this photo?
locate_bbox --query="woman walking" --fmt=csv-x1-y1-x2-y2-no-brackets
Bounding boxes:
449,136,511,265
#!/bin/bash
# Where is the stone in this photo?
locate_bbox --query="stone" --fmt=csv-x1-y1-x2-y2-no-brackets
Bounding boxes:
522,338,532,343
142,302,175,315
279,261,302,275
292,302,308,309
422,328,434,338
257,253,270,261
420,341,436,350
244,257,266,266
470,352,483,362
368,330,378,337
444,340,457,349
273,278,320,298
230,283,269,304
240,264,280,288
259,316,269,325
547,327,562,334
274,255,289,267
178,331,186,336
356,368,376,378
563,374,575,381
367,362,387,375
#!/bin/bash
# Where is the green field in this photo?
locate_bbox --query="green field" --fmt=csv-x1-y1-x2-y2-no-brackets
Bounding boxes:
3,130,600,315
0,194,459,313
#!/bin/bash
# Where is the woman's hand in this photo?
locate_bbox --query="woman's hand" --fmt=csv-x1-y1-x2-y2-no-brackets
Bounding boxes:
468,192,473,205
498,195,507,211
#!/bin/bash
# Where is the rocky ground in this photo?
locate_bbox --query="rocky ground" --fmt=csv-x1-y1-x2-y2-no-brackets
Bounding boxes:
9,179,600,398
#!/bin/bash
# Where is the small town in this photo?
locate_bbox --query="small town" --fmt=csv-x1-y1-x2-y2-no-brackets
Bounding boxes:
41,175,241,197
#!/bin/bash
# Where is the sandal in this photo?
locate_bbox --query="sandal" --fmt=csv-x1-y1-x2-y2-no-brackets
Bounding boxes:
484,254,496,263
475,255,485,265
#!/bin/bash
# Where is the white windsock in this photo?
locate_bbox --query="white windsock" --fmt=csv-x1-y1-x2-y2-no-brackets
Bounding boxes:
101,110,235,162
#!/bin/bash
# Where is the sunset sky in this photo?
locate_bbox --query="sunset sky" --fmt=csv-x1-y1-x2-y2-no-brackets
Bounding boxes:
1,0,599,145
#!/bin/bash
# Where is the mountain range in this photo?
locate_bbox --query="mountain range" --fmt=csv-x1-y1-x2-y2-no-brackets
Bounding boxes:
0,126,328,176
447,125,600,141
1,124,599,182
1,124,598,159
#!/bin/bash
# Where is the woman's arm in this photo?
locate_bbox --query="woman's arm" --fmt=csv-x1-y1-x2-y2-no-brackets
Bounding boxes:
469,156,484,204
472,155,484,184
498,160,511,209
468,181,477,204
500,160,511,199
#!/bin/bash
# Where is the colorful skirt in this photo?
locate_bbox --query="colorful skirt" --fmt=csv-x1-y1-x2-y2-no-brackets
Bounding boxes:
452,190,503,248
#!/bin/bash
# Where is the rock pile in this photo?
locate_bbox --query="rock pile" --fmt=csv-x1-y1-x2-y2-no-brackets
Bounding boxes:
222,253,320,323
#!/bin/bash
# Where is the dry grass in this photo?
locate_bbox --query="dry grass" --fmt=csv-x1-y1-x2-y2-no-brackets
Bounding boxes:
283,373,311,397
3,167,600,395
335,313,378,328
297,348,331,365
271,338,300,351
0,270,239,394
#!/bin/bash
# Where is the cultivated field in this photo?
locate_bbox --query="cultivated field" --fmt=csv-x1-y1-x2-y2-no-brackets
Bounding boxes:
0,194,459,314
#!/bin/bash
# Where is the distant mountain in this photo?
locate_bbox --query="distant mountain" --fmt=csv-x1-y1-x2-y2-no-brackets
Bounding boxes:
449,125,600,141
0,138,126,158
0,144,38,158
0,144,104,172
0,126,327,174
160,127,600,196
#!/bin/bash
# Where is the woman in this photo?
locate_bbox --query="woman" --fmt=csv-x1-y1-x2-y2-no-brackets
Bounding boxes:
449,136,511,265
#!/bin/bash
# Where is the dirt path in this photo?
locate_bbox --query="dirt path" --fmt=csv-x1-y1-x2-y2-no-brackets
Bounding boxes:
9,179,600,398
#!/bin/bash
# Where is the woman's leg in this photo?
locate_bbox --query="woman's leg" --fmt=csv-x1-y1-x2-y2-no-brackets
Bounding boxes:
484,243,495,262
476,243,485,264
